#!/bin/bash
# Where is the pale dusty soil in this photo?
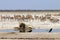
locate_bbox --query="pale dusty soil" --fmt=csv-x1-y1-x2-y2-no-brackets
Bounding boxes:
0,32,60,40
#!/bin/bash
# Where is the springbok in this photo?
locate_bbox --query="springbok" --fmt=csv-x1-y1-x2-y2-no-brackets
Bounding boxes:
49,17,59,23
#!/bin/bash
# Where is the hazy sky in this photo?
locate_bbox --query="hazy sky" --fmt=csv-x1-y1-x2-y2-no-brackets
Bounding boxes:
0,0,60,10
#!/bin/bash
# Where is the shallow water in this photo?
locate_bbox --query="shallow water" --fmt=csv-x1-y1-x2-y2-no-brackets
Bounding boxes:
0,29,60,32
32,29,60,32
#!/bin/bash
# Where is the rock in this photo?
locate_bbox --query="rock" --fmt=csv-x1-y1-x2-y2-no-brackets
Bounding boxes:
14,23,32,32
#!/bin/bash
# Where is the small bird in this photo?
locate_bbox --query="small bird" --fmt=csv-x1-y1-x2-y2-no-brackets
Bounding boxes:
49,28,53,32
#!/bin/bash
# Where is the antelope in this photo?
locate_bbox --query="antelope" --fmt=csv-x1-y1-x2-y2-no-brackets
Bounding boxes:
40,16,47,21
49,17,59,23
26,15,33,21
14,15,21,21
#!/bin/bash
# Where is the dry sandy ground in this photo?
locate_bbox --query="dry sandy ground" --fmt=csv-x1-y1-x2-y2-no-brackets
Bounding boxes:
0,32,60,40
